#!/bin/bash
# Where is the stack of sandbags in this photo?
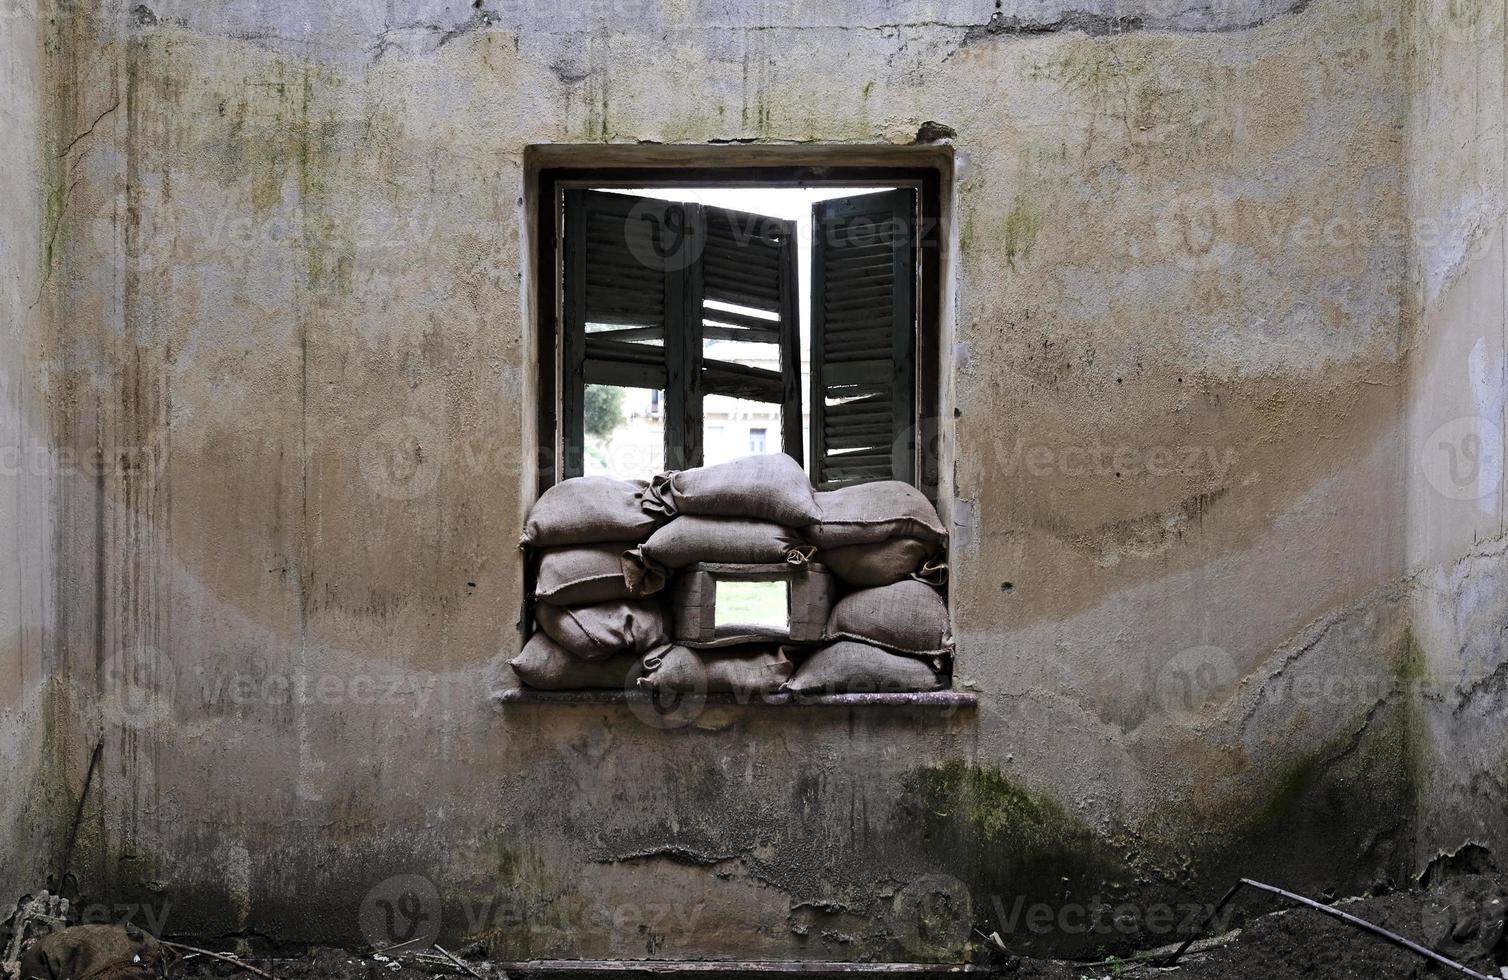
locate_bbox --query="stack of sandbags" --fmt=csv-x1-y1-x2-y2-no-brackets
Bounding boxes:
784,579,950,694
781,482,952,695
513,477,668,689
511,459,956,697
628,454,820,691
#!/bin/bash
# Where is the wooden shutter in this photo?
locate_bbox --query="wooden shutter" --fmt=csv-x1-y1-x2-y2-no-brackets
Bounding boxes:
810,189,917,489
699,204,802,465
562,189,698,473
563,190,801,474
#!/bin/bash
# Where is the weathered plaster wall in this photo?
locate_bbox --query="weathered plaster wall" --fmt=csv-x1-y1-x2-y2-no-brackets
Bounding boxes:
27,0,1439,961
1,3,59,900
1406,0,1508,865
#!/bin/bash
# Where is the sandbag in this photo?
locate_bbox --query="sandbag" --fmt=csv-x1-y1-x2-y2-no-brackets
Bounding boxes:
638,644,793,695
509,632,643,690
827,579,951,656
804,481,946,549
523,476,663,547
783,640,943,695
535,598,668,660
638,517,809,569
818,537,936,587
639,453,820,526
535,543,639,606
624,517,812,594
19,924,176,980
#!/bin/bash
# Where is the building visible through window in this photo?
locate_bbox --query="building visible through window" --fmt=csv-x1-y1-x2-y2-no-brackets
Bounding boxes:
749,428,767,454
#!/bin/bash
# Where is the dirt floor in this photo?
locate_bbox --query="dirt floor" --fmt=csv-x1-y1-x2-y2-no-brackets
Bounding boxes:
160,874,1508,980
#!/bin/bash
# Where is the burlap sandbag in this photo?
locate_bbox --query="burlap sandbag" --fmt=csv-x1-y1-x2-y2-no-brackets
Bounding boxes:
818,536,937,587
827,579,951,656
804,481,946,549
624,517,813,593
510,632,643,690
783,640,943,695
639,453,820,526
535,598,668,660
20,924,177,980
523,476,663,547
637,643,793,695
535,542,639,605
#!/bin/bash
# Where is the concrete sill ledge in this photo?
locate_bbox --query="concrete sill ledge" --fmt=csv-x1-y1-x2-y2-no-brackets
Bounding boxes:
492,960,981,975
491,689,977,708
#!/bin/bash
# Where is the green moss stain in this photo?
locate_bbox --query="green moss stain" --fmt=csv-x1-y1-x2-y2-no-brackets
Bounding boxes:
1396,627,1428,686
447,836,576,959
584,77,611,141
1397,629,1429,851
1002,194,1041,267
1240,628,1424,885
1248,749,1325,836
893,762,1128,955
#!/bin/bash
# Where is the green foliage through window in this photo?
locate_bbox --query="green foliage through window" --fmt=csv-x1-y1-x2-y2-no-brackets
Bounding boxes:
583,384,624,440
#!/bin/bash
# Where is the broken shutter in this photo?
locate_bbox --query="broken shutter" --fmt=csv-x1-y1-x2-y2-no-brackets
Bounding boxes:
562,189,695,473
810,189,917,489
562,189,801,475
699,204,803,466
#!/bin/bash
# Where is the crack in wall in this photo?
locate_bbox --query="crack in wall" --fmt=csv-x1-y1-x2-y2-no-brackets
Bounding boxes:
1451,657,1508,717
957,0,1314,47
1235,585,1406,731
119,0,1322,67
598,844,738,867
56,99,120,162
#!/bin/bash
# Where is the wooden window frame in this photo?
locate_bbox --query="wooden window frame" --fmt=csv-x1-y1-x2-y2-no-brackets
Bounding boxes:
532,156,946,502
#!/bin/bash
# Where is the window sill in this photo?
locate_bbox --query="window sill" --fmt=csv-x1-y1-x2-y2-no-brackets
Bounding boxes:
491,689,976,708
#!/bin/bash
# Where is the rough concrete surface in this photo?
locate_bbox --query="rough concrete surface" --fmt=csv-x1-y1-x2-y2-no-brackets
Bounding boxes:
1,0,59,903
0,0,1504,968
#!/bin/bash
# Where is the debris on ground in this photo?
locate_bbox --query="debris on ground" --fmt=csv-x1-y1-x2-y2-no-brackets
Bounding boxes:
16,923,176,980
6,872,1502,979
1006,873,1508,979
1,891,71,973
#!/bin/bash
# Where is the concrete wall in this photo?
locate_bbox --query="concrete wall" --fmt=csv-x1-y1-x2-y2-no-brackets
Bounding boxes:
1406,0,1508,867
1,2,59,901
15,0,1470,962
